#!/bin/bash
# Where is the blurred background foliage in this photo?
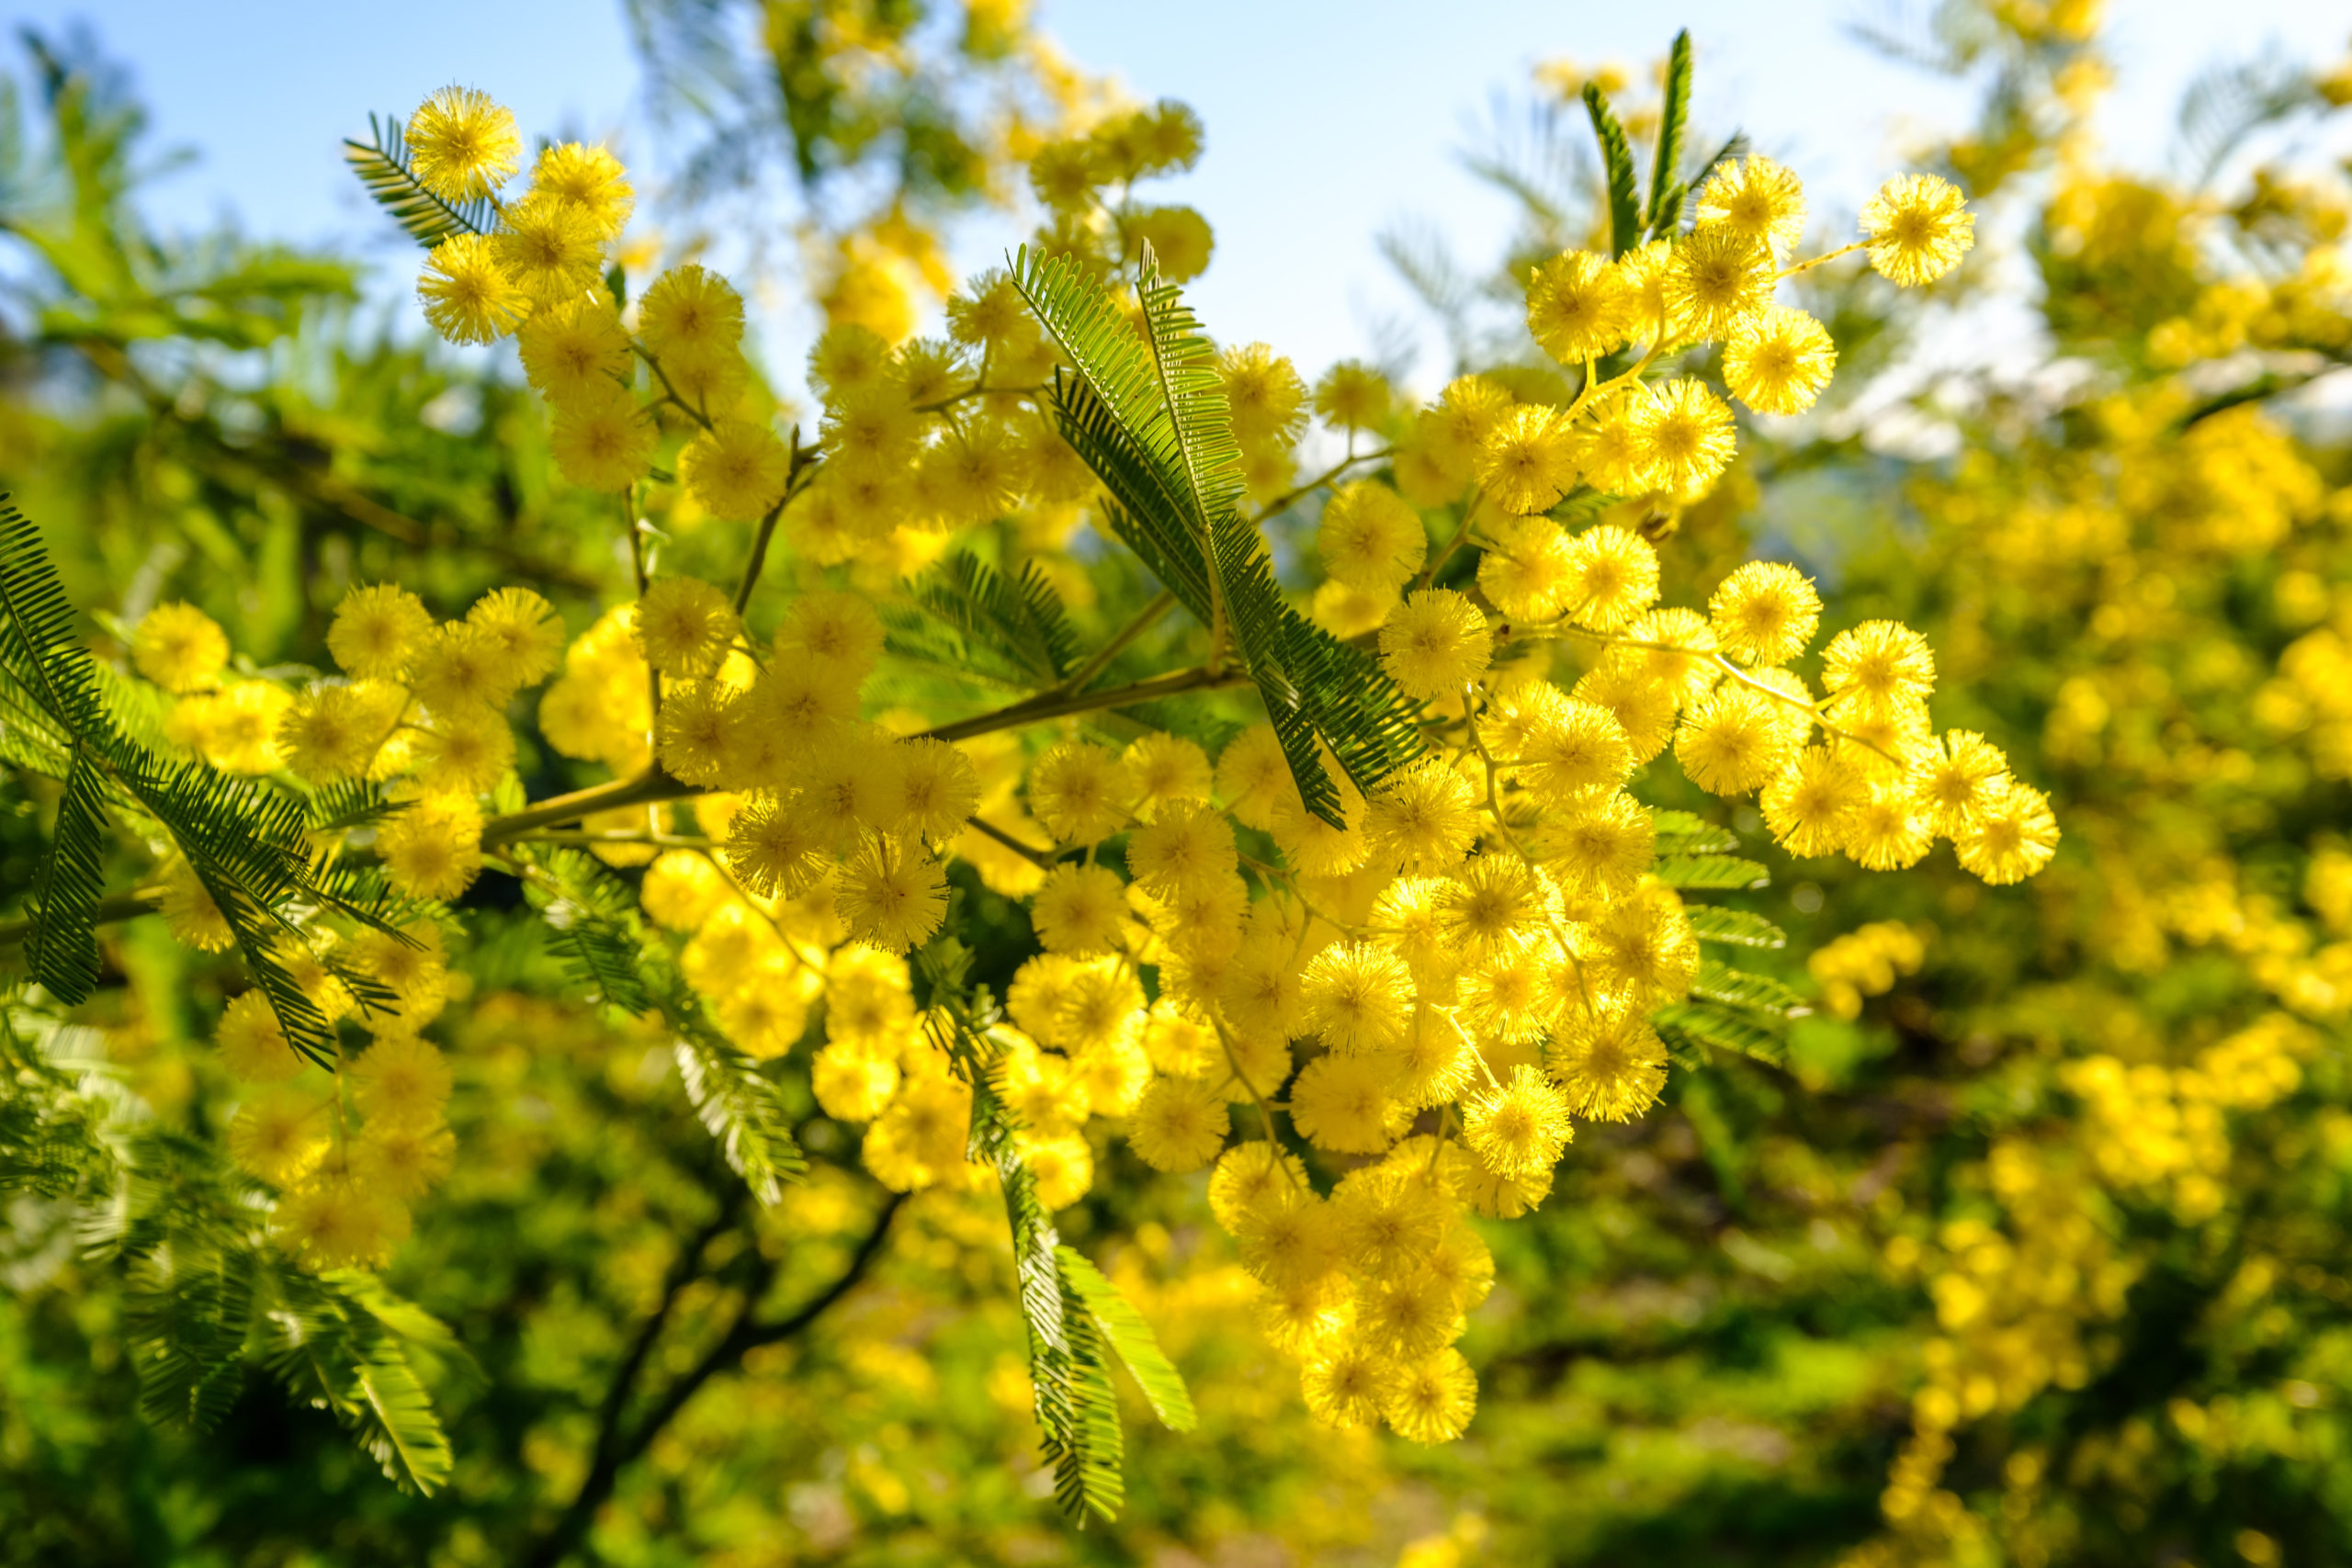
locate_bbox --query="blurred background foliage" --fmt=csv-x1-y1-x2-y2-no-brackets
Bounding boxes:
5,2,2352,1564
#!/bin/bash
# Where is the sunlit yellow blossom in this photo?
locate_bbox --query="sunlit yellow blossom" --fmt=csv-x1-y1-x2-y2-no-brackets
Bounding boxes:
1696,155,1808,253
1861,172,1975,287
633,577,739,679
548,382,656,491
131,601,229,692
406,85,520,201
1379,589,1491,700
530,141,634,238
1724,305,1838,415
418,234,524,344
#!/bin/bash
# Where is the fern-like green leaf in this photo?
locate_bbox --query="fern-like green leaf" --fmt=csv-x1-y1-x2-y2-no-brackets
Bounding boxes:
1692,957,1807,1018
1686,906,1787,949
28,749,108,1003
341,114,495,249
919,939,1127,1523
1646,30,1694,238
1654,998,1789,1066
1581,85,1644,257
1016,252,1422,824
1650,808,1739,854
672,1026,807,1205
350,1337,456,1496
125,1247,253,1431
1056,1245,1197,1433
902,550,1080,688
1655,852,1770,890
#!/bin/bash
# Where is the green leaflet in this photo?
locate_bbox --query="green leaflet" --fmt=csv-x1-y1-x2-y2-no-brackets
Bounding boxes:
261,1270,456,1496
517,845,805,1203
1653,998,1790,1067
340,114,496,249
1685,905,1788,949
1646,30,1694,239
1012,248,1424,825
1650,808,1740,854
890,549,1081,690
1581,85,1644,258
1692,956,1808,1018
918,935,1134,1523
1654,852,1770,890
1056,1245,1199,1433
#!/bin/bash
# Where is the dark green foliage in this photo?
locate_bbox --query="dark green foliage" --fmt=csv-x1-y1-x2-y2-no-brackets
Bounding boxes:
341,113,495,249
0,498,406,1055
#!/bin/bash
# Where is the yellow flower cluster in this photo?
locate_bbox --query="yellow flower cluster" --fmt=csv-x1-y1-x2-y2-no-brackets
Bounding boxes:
1809,921,1928,1021
216,932,458,1269
123,83,2059,1442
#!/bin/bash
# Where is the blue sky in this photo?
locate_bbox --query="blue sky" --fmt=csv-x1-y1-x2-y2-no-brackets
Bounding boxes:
14,1,2351,391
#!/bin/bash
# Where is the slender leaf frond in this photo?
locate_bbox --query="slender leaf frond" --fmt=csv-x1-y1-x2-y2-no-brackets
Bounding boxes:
1056,1245,1197,1432
1653,852,1770,890
1647,31,1694,238
1686,906,1788,949
341,114,495,249
1581,85,1643,257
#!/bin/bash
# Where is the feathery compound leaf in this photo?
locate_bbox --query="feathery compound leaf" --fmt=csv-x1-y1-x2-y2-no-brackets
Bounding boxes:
1021,254,1422,824
126,1247,254,1431
1685,905,1788,949
350,1338,455,1496
1582,85,1644,258
1647,30,1694,237
1650,808,1740,854
341,113,495,249
28,750,107,1003
1692,957,1808,1018
1653,998,1790,1066
918,946,1127,1523
520,845,656,1014
1654,852,1770,890
0,498,110,745
905,550,1080,687
1055,1246,1197,1433
672,1026,807,1205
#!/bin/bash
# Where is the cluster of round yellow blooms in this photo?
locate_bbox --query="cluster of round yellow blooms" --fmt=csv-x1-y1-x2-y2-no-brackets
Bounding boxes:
1809,920,1928,1021
215,942,458,1269
128,85,2059,1435
1871,1014,2315,1540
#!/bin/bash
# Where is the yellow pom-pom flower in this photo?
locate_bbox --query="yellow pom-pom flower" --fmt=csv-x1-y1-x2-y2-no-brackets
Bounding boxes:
1694,155,1808,254
1525,247,1634,364
131,602,229,693
216,990,304,1083
349,1032,453,1132
517,298,631,407
1724,305,1838,415
633,577,739,679
549,382,657,491
530,141,635,238
680,418,793,520
1378,589,1491,701
1127,1075,1230,1172
1709,560,1822,666
1317,479,1426,592
1861,172,1975,287
405,86,521,202
417,233,524,345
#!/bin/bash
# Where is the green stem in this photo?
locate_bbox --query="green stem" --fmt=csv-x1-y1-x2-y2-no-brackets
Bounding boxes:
1057,590,1176,695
